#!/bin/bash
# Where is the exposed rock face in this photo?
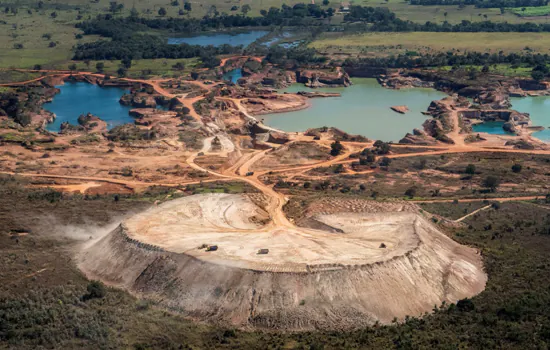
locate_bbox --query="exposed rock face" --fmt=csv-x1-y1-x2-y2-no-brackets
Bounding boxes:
379,75,434,89
399,132,438,145
296,69,352,88
241,93,309,116
517,79,550,91
120,93,157,108
266,131,290,144
305,127,369,143
296,91,341,98
390,105,409,114
343,66,388,78
476,89,511,109
505,139,536,149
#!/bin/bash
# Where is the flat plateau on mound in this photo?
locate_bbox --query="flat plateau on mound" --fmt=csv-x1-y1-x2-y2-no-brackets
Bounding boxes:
78,194,487,330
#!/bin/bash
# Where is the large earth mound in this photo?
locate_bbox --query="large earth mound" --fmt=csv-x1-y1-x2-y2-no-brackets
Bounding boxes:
78,193,486,331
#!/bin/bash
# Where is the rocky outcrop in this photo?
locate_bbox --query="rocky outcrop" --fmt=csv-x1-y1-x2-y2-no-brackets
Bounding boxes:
266,131,290,144
378,75,434,89
304,127,369,143
76,113,107,132
296,91,341,98
475,89,511,109
120,93,157,108
390,105,409,114
296,69,352,88
399,132,439,145
517,79,550,91
59,122,85,134
343,66,388,78
505,139,536,149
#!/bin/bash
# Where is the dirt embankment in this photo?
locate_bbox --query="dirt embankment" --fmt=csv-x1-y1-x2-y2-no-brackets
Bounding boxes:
78,194,486,331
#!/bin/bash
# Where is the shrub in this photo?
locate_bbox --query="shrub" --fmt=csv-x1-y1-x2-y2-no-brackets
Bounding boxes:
511,163,522,173
482,175,500,192
83,281,106,301
405,187,417,198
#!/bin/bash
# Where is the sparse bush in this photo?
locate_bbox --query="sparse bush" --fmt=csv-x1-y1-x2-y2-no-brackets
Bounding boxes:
511,163,522,173
83,280,106,301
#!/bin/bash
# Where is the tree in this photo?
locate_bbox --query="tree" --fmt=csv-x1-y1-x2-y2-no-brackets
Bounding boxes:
184,1,192,11
465,163,476,190
50,11,57,18
532,69,545,82
158,7,167,16
33,64,42,70
49,41,56,48
130,6,139,19
96,62,105,72
121,57,132,69
380,157,391,167
323,0,330,5
241,4,251,15
511,163,522,173
172,62,185,71
68,63,77,71
482,175,500,192
482,65,490,73
83,281,106,301
405,187,417,198
117,67,127,77
330,140,344,156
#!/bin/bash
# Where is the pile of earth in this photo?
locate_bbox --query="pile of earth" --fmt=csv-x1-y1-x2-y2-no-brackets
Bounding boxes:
78,193,486,331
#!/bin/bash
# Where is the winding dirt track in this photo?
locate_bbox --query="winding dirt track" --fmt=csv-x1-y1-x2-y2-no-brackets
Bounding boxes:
3,69,550,211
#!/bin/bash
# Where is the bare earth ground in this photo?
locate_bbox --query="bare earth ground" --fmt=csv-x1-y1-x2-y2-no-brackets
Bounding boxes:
78,193,486,330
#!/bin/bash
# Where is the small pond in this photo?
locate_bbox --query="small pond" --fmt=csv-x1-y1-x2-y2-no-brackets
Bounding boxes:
44,82,164,132
472,121,514,135
223,68,243,84
261,78,447,142
168,30,268,47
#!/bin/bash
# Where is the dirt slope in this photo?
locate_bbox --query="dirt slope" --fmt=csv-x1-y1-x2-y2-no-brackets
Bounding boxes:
78,194,486,331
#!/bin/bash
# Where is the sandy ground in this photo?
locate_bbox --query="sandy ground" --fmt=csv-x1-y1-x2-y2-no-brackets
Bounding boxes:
79,194,487,330
124,194,481,275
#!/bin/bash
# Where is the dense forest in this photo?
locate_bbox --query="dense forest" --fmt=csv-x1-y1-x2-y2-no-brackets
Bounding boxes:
409,0,547,8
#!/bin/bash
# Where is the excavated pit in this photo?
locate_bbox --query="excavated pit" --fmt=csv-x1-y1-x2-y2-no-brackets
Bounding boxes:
78,193,487,331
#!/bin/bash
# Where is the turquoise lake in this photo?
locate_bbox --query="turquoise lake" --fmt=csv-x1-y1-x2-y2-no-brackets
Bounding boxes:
261,78,447,142
168,31,268,47
472,121,514,135
510,96,550,141
44,82,134,132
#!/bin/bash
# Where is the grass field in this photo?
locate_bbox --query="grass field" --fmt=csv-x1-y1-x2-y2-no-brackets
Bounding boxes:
310,32,550,55
510,5,550,17
1,0,550,73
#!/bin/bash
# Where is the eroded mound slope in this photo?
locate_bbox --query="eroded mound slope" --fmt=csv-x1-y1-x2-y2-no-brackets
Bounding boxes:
78,194,486,331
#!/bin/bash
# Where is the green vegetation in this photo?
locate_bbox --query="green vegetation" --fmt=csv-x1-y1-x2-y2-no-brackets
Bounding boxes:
510,5,550,16
311,32,550,55
0,174,549,348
